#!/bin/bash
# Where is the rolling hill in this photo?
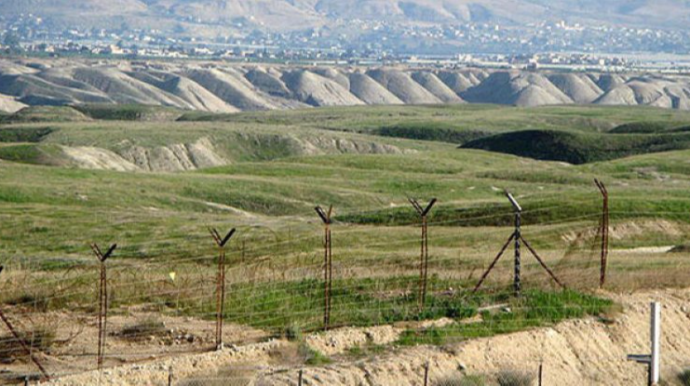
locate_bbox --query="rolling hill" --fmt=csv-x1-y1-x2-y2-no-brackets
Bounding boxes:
3,59,690,113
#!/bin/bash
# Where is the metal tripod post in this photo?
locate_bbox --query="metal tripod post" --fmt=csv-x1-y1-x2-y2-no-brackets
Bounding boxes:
473,191,564,294
506,192,523,297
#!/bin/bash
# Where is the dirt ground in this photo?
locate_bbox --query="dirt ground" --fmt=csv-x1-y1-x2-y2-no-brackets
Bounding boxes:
24,287,689,386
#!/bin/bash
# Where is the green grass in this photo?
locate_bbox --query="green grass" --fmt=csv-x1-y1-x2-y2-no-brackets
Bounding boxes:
609,121,673,134
0,106,90,124
72,104,185,121
0,103,688,348
211,276,478,332
177,104,690,136
0,126,54,142
396,290,613,346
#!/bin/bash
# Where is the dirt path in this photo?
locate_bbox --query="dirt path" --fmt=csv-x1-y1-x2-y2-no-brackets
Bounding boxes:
46,288,690,386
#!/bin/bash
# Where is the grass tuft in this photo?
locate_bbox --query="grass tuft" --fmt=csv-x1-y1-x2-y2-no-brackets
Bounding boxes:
496,370,535,386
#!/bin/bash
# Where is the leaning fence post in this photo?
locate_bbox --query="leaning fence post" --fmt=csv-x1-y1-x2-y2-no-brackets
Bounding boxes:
209,227,236,350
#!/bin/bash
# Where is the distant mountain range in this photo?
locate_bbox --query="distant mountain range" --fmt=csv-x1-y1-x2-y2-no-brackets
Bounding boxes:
2,58,690,114
2,0,690,32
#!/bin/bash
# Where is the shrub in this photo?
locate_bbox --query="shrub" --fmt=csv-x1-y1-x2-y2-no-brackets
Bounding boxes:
497,370,535,386
679,369,690,386
119,318,168,341
435,374,486,386
284,323,303,342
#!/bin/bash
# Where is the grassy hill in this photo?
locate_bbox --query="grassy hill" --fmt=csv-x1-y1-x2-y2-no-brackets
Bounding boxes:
461,129,690,164
1,104,690,356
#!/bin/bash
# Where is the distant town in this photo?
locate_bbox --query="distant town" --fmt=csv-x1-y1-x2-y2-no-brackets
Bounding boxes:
2,12,690,73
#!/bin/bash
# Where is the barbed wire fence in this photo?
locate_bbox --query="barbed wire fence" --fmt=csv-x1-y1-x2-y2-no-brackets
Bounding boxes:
0,182,688,384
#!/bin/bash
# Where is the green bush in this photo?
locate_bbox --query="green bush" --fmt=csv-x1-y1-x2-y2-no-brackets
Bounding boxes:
435,374,486,386
497,370,535,386
284,323,303,342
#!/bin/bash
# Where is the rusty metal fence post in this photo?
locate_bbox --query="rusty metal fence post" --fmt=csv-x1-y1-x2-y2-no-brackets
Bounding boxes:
595,179,610,288
209,228,236,350
409,198,436,311
0,266,51,381
91,243,116,370
315,206,333,330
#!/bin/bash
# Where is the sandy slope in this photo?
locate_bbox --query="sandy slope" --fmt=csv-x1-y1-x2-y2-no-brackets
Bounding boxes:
0,94,26,113
47,288,690,385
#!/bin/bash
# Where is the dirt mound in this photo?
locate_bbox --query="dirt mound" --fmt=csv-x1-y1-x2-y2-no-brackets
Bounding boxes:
71,67,187,107
281,70,364,107
312,68,351,90
548,73,604,103
128,71,238,113
0,73,112,106
367,68,441,104
596,85,639,106
185,68,276,111
436,71,475,93
411,72,465,103
245,68,292,98
596,74,629,91
4,59,690,112
348,72,404,105
461,71,573,106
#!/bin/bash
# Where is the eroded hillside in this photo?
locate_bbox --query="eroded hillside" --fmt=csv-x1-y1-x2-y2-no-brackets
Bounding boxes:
3,59,690,114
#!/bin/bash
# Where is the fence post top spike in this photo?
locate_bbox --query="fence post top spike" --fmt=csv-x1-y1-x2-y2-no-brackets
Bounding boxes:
505,191,522,212
91,243,103,258
102,244,117,260
209,227,221,245
315,206,330,224
423,198,437,216
219,228,236,247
